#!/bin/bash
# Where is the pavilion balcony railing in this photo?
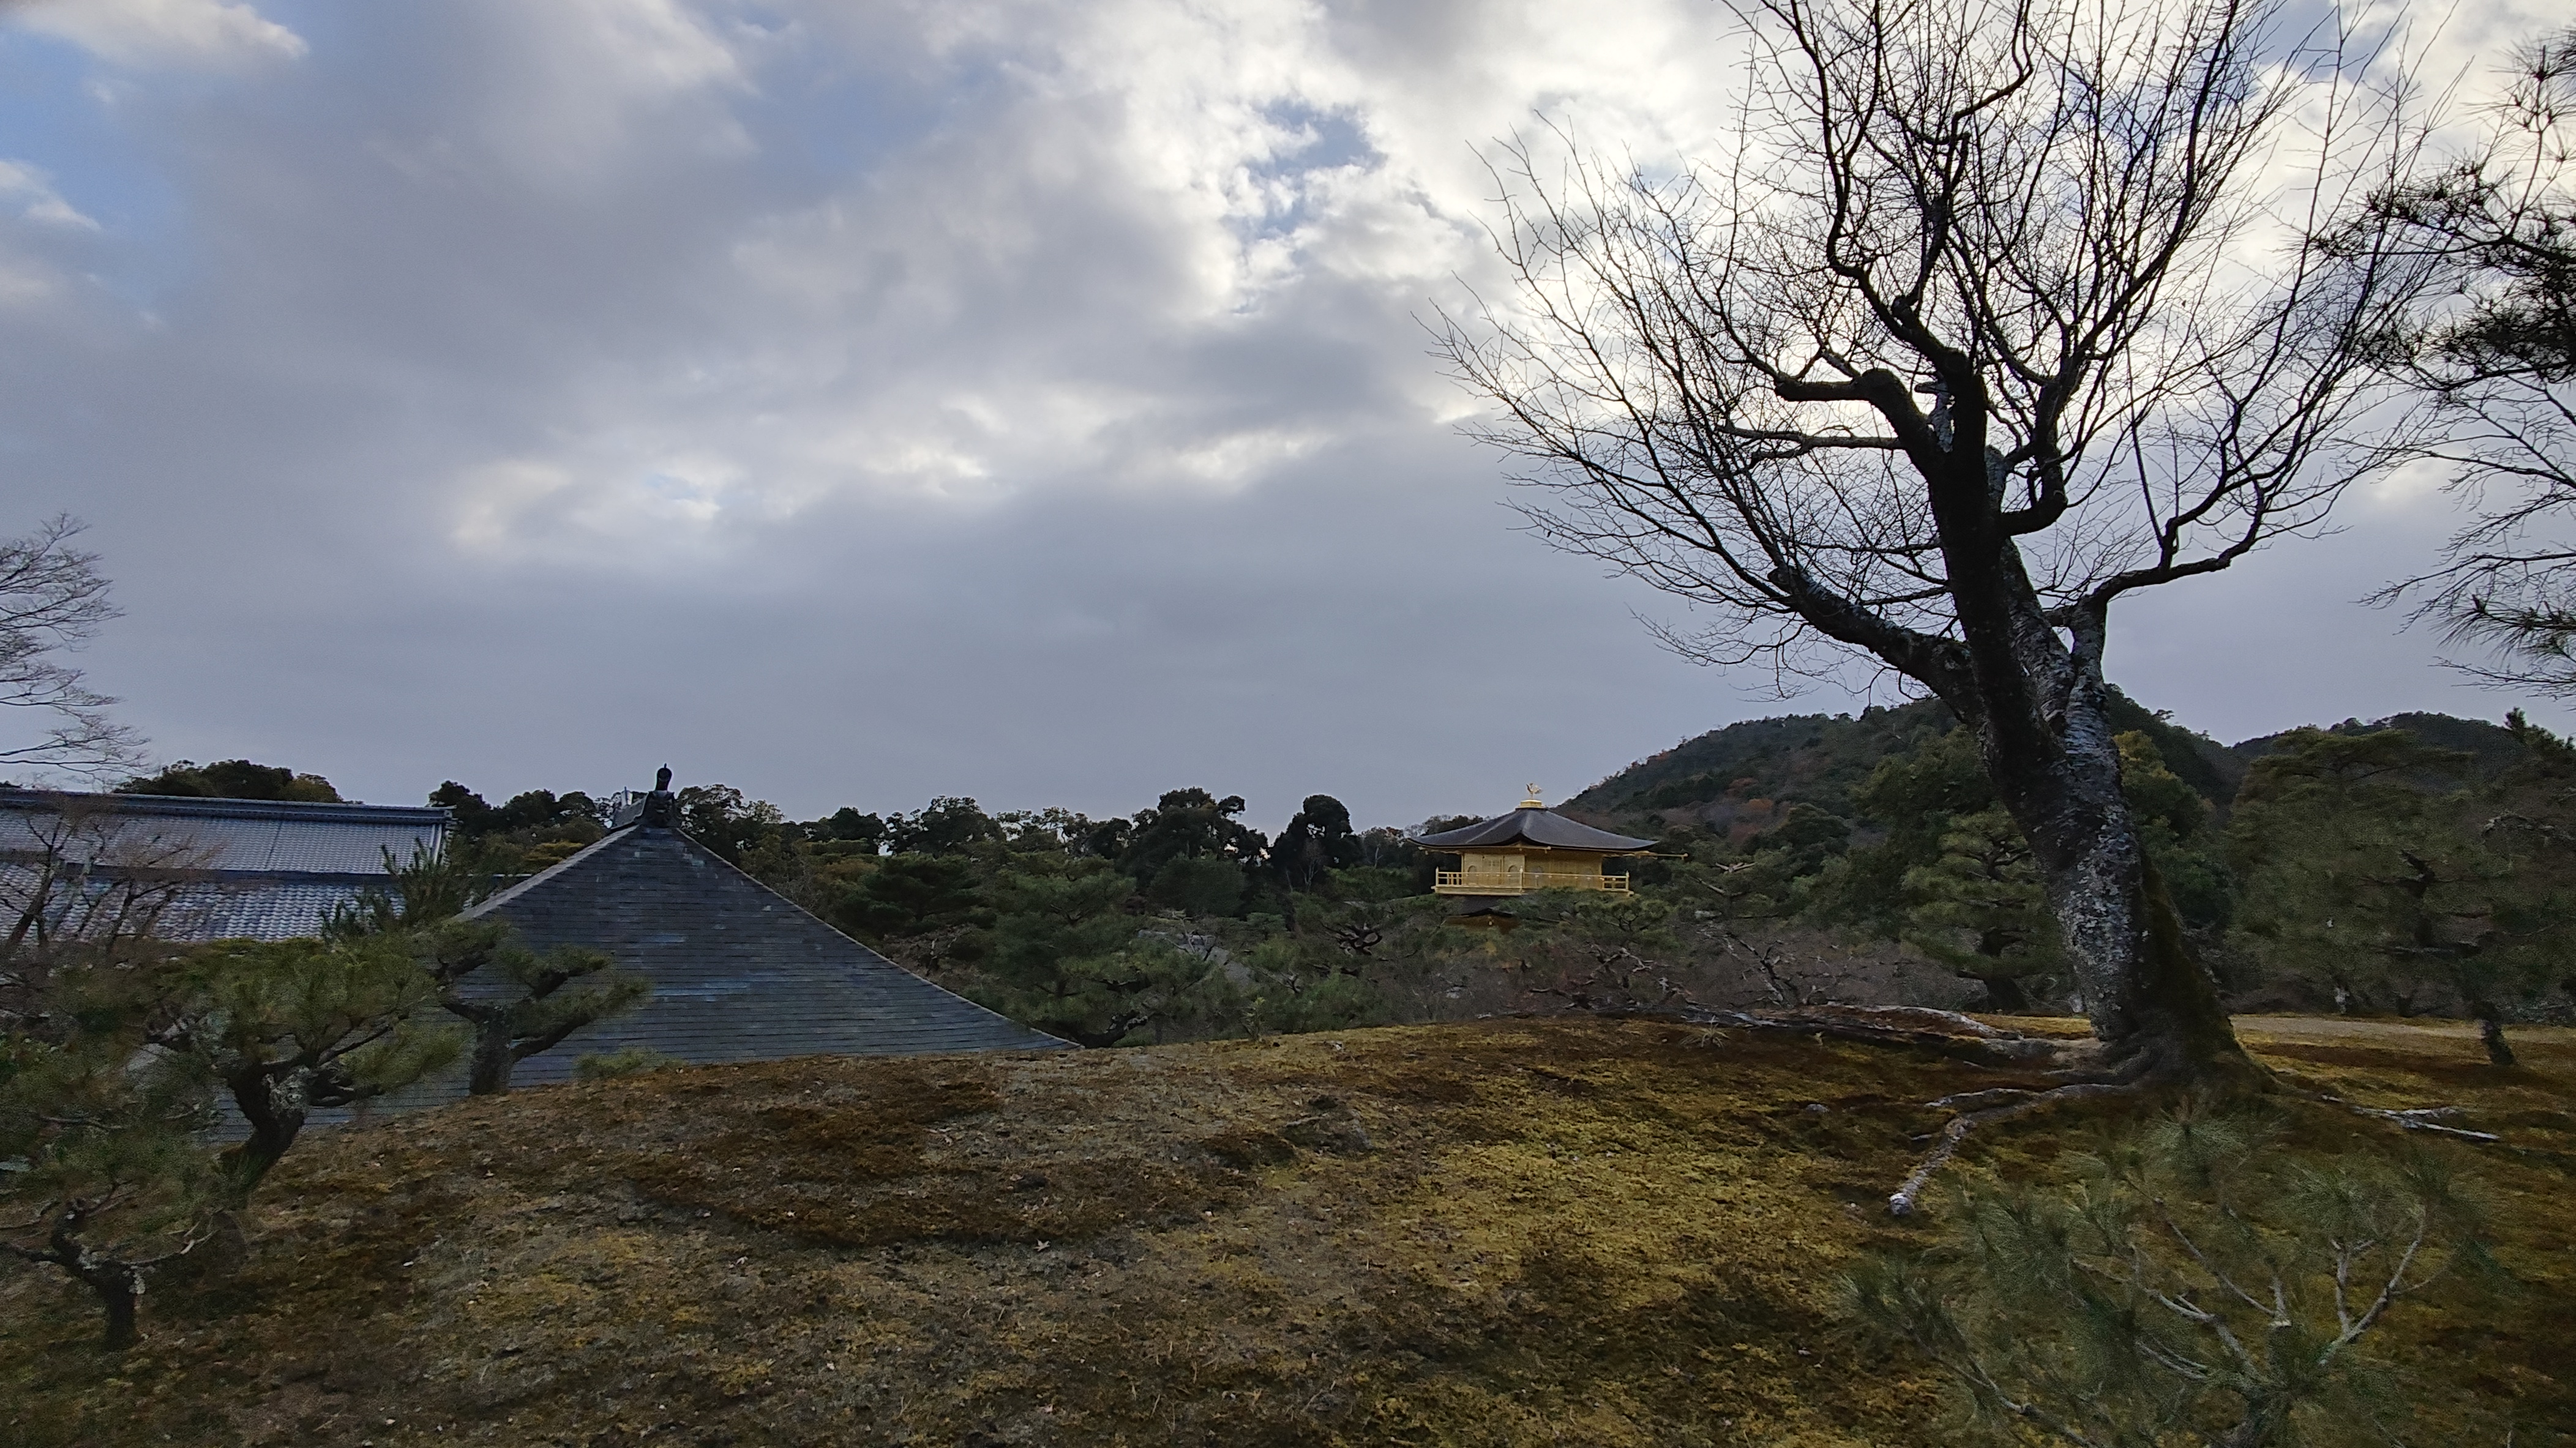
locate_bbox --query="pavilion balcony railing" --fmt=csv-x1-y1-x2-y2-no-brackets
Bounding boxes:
1434,870,1630,896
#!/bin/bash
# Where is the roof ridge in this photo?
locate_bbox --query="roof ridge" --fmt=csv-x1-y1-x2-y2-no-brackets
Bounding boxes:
0,789,449,824
461,823,642,919
1412,806,1659,853
643,826,1050,1039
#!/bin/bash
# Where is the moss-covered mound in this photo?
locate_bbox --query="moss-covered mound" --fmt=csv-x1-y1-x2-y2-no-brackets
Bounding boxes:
3,1017,2569,1446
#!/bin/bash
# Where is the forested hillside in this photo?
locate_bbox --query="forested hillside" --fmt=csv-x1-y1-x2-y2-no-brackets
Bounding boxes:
1568,696,2526,835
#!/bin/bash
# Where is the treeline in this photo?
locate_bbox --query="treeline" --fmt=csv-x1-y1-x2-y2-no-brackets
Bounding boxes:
416,780,1473,1047
114,705,2576,1060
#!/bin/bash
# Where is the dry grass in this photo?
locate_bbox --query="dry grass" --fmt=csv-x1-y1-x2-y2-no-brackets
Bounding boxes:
2,1015,2569,1446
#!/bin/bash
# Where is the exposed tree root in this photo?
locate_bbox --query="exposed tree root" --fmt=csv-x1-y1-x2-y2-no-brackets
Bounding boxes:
1587,999,2512,1212
1887,1081,2144,1217
2312,1094,2503,1143
1654,1002,2072,1069
1604,1001,2151,1213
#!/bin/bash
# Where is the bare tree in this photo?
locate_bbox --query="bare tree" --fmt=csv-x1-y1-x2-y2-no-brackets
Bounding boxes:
1441,0,2425,1100
0,516,143,781
1,796,218,1039
2354,28,2576,690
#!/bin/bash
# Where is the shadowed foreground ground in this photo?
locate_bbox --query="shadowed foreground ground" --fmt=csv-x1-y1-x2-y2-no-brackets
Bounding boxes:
3,1015,2570,1446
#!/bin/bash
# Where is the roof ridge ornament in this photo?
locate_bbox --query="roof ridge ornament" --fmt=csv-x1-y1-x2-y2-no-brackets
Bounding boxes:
637,764,678,827
1519,783,1544,809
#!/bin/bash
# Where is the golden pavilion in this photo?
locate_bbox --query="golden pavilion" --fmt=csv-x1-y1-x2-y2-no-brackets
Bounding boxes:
1417,788,1660,897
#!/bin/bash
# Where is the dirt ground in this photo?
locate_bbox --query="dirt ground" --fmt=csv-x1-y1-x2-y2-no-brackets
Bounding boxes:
3,1015,2570,1447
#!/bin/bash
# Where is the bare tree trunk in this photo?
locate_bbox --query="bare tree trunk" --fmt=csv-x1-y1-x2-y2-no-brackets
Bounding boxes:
1947,558,2258,1087
1992,753,2243,1078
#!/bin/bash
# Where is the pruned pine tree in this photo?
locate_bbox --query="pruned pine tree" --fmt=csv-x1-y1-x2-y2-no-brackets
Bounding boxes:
328,845,649,1094
1847,1111,2488,1447
151,936,462,1200
1235,935,1379,1036
1903,809,2064,1013
1440,0,2429,1095
326,840,504,936
978,862,1222,1047
2354,29,2576,692
2,806,216,1349
411,920,645,1095
1,1006,215,1349
9,930,457,1346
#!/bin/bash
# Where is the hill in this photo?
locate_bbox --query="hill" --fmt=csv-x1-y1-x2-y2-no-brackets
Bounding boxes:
2231,711,2531,777
1573,698,2523,834
4,1017,2568,1446
1565,700,1955,830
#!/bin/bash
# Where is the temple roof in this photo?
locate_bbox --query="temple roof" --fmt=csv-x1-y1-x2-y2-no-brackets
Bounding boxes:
0,788,447,941
458,807,1068,1077
1413,807,1658,853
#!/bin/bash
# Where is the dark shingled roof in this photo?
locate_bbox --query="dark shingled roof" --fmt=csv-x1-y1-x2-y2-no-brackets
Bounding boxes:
1413,807,1658,853
455,815,1067,1081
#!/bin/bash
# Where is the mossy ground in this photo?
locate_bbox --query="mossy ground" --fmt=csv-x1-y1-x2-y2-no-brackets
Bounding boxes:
3,1015,2569,1446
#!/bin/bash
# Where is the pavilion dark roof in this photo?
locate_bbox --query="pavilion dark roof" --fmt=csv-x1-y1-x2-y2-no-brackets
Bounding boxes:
1413,807,1658,853
452,812,1066,1082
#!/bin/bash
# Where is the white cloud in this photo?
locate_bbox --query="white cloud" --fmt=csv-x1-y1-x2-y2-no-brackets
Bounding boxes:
421,0,1754,549
13,0,307,70
11,0,2568,821
0,159,98,230
450,0,751,185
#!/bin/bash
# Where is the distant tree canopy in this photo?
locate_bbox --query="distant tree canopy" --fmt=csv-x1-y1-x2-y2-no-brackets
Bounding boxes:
121,759,340,803
1272,794,1360,890
2228,718,2576,1064
833,853,992,944
1117,789,1265,881
430,782,607,839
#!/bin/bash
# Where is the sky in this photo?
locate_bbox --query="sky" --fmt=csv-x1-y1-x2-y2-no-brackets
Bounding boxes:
2,0,2567,831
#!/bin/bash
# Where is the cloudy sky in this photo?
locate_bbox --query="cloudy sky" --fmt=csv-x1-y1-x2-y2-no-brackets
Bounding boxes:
2,0,2566,830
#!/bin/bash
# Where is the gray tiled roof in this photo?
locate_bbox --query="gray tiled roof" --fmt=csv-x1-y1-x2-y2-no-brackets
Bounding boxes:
0,789,445,943
454,819,1068,1083
0,791,446,873
0,866,391,942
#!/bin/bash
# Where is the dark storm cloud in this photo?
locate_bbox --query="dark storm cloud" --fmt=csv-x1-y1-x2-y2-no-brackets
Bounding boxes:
0,0,2561,832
